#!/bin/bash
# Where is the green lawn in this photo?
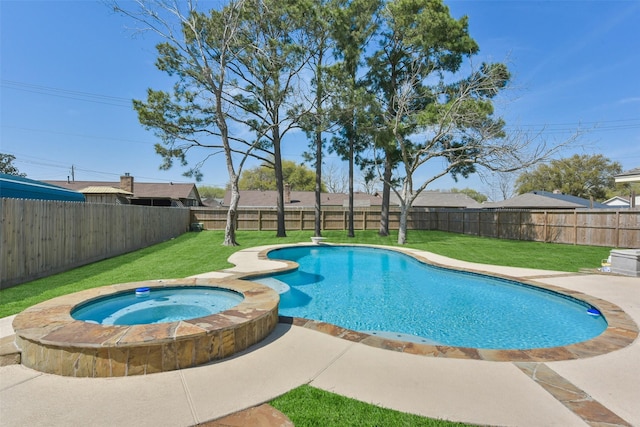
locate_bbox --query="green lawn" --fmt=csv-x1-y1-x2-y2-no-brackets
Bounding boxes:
0,230,610,318
270,385,473,426
0,229,611,427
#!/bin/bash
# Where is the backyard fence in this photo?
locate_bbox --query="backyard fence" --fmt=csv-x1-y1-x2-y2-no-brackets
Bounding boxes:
2,200,637,289
1,198,191,289
190,206,639,248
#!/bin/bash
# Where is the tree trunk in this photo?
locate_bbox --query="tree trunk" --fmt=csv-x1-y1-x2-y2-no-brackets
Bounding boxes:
223,184,239,246
314,131,322,237
273,131,287,238
398,183,411,244
379,156,392,236
398,202,408,244
347,126,355,238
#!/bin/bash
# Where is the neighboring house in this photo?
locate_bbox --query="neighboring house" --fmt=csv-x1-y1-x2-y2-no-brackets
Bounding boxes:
0,173,85,202
390,191,482,209
222,188,482,209
614,167,639,208
602,195,640,208
223,187,382,208
201,197,224,207
614,167,640,184
77,186,133,204
45,174,202,207
482,190,610,209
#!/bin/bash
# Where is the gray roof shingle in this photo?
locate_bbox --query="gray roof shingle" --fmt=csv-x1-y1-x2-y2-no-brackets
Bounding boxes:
482,191,609,209
45,180,200,202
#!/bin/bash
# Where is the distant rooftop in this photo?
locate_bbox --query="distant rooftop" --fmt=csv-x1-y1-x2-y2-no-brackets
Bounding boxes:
615,167,640,183
483,190,609,209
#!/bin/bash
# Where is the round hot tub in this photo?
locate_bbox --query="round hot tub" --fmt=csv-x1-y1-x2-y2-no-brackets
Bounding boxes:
12,278,279,377
72,286,245,326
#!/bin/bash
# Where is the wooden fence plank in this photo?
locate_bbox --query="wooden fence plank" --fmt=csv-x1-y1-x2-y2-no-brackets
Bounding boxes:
1,199,191,289
189,207,638,248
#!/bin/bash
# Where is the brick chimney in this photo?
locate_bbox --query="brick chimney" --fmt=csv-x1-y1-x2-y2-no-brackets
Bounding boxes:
284,183,291,203
120,173,134,194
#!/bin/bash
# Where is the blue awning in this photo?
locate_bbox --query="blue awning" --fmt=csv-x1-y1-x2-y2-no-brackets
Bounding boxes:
0,174,85,202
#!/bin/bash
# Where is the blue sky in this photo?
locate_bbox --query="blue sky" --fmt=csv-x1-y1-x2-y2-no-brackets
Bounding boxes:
1,0,639,198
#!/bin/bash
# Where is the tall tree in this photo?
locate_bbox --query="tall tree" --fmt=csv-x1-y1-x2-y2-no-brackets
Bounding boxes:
515,154,623,200
230,0,314,237
117,0,314,242
366,0,577,244
365,0,478,239
299,0,339,237
330,0,382,238
116,0,253,246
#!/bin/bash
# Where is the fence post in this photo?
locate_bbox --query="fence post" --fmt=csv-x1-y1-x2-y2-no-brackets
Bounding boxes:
516,210,520,240
615,211,620,248
574,210,578,245
544,211,548,243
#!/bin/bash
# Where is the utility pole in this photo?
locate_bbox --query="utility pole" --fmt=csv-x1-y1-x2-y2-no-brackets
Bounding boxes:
70,165,75,182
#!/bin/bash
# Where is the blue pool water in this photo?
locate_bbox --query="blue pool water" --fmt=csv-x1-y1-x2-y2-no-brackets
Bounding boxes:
72,287,244,325
254,246,607,349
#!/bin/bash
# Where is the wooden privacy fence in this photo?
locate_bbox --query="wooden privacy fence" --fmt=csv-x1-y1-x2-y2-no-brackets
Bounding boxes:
1,198,191,289
190,206,639,248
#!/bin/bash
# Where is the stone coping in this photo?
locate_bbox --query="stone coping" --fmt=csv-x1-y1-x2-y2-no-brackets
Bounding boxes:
12,278,279,376
234,243,638,363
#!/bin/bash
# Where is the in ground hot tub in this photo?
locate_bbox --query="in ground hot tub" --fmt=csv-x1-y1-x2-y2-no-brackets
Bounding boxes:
12,278,279,377
71,286,245,326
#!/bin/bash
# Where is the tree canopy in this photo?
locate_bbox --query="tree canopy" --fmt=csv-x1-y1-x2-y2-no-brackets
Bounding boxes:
515,154,622,201
197,185,226,199
0,153,25,176
116,0,581,245
450,187,487,203
239,160,325,191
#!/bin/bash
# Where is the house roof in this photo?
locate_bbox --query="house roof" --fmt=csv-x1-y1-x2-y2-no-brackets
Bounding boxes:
77,186,133,195
223,190,382,207
45,180,200,202
223,189,482,208
390,191,482,208
483,191,610,209
614,167,640,183
603,195,640,207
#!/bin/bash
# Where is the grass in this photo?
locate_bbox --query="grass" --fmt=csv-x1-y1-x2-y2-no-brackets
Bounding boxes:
0,229,612,426
0,229,610,318
270,385,473,426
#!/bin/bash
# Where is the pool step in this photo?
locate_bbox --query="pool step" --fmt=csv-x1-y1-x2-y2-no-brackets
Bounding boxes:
0,334,21,366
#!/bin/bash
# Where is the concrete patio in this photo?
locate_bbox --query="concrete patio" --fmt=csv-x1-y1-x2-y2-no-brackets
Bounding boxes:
1,247,638,426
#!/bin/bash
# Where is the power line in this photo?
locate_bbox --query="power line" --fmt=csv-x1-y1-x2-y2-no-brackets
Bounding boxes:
4,150,195,184
2,125,156,146
3,79,639,130
1,79,133,107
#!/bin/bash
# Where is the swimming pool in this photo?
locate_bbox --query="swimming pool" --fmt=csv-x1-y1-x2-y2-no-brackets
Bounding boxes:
254,245,607,350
